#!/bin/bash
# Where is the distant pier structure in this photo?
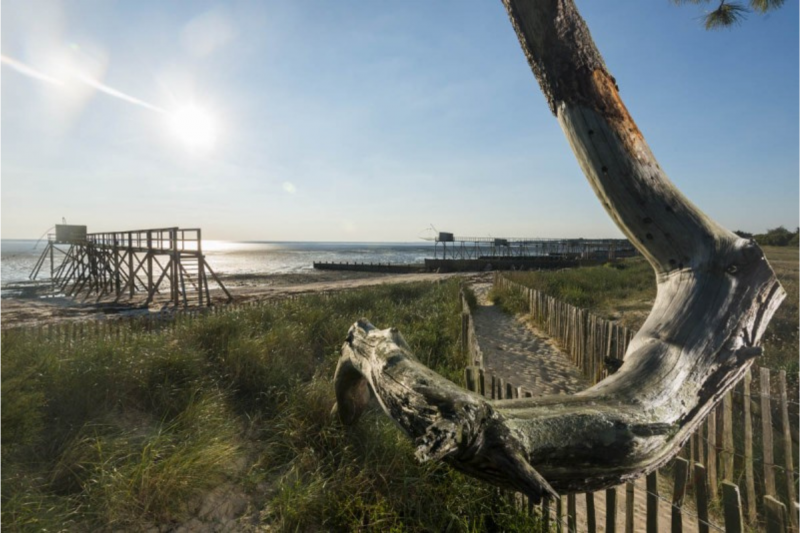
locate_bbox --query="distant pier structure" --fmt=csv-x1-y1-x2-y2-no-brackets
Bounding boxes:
432,232,634,261
30,225,231,306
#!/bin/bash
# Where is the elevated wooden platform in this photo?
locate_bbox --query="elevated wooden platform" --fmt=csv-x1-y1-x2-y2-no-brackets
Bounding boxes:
30,225,231,307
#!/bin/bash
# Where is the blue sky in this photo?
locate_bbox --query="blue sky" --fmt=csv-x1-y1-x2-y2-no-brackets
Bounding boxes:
2,0,797,241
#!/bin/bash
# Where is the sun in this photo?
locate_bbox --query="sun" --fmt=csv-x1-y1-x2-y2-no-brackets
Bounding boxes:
169,104,216,150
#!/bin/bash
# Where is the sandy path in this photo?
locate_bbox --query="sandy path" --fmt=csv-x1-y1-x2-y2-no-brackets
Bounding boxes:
469,281,700,532
471,282,588,396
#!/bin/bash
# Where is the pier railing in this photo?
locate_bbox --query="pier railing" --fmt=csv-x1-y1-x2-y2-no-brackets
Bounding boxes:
85,228,203,252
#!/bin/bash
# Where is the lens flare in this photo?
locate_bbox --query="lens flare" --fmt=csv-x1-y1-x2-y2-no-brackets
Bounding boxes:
169,105,217,150
0,55,64,86
3,53,220,152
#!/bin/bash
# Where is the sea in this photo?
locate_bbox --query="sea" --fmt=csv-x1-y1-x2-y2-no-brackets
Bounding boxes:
0,240,435,293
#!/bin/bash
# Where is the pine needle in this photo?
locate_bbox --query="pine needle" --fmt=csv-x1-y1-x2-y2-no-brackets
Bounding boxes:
750,0,786,13
704,2,749,29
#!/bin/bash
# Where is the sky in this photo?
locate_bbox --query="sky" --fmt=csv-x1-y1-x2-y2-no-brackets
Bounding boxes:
1,0,797,242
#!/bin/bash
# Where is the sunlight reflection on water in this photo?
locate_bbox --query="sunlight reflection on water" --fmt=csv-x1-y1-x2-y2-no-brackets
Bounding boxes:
1,240,434,287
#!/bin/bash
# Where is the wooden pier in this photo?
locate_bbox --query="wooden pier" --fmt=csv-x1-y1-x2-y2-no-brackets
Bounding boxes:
313,261,426,274
30,225,231,307
432,234,635,261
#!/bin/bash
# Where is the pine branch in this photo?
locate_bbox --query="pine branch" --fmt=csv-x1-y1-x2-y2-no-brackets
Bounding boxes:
704,2,749,29
750,0,786,13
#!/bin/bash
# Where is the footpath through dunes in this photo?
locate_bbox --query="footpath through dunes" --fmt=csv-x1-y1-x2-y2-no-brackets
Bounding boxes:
468,281,701,533
470,282,587,396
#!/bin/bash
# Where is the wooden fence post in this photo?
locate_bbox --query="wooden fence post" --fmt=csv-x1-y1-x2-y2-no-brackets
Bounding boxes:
585,492,597,533
465,367,476,392
461,312,469,354
646,472,658,533
743,370,757,524
722,391,734,481
568,493,577,533
707,408,717,497
672,457,690,533
722,481,744,533
556,496,564,533
761,367,777,497
606,487,617,533
765,495,788,533
778,370,798,532
543,496,551,533
695,463,710,533
625,482,635,533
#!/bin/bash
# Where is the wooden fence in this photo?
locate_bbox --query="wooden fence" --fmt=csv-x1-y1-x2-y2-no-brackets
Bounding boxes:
463,277,799,532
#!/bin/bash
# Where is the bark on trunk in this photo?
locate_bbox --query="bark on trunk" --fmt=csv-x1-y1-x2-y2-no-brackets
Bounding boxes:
332,0,784,497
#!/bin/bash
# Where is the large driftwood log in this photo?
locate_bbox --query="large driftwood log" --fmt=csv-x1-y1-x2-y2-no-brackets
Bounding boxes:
333,0,785,498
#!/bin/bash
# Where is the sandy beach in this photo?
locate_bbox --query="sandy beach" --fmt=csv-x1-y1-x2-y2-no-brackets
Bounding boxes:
0,270,488,329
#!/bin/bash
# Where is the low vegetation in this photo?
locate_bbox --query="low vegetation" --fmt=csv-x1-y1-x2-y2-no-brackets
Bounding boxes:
493,256,654,328
497,247,798,373
2,280,540,532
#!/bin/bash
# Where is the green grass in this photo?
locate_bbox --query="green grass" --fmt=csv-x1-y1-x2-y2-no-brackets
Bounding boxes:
496,248,797,373
2,280,541,532
757,246,799,375
498,256,655,328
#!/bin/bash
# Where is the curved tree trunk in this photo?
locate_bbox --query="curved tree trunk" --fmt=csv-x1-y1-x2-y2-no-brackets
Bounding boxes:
333,0,785,499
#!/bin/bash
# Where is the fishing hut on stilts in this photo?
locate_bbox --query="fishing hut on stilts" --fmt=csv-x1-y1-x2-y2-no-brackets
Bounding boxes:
30,225,231,307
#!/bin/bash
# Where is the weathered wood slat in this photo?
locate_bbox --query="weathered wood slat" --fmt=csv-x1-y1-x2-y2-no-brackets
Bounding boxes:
722,481,744,533
606,487,617,533
707,409,718,497
646,472,659,533
586,492,597,533
743,371,757,523
695,463,710,533
778,370,797,532
625,482,635,533
567,493,577,533
761,367,777,496
765,495,788,533
543,494,551,533
671,457,689,533
723,392,734,481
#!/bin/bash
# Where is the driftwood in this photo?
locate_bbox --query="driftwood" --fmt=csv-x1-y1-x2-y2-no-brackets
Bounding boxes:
333,0,784,499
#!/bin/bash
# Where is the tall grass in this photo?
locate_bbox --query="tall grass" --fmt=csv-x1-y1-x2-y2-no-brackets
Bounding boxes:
3,280,540,531
498,256,654,328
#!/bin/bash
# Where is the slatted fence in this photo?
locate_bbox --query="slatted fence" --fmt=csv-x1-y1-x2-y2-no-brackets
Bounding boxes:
464,276,799,532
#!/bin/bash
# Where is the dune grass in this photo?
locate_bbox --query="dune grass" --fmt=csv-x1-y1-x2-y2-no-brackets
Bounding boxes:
496,247,798,373
495,256,654,328
2,280,539,532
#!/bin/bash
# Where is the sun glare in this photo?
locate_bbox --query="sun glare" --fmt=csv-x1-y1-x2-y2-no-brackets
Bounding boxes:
169,105,216,150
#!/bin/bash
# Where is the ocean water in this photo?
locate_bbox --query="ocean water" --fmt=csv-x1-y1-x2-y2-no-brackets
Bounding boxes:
1,239,435,288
